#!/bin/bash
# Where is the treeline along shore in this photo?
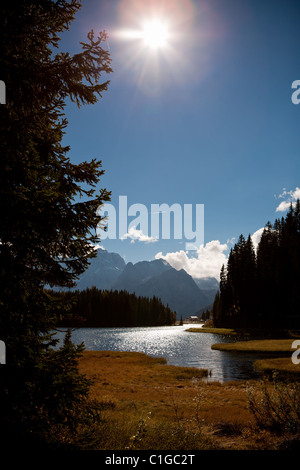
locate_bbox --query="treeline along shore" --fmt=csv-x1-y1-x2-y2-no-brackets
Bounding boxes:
54,287,176,327
213,201,300,331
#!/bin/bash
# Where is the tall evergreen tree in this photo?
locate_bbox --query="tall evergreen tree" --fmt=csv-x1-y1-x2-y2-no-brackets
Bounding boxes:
215,203,300,330
0,1,112,448
256,221,279,326
277,202,300,327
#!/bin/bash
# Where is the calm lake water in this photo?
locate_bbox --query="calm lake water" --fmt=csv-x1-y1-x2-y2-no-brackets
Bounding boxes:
55,324,263,382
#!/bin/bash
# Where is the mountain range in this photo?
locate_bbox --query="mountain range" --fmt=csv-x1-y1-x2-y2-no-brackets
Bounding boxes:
75,249,219,319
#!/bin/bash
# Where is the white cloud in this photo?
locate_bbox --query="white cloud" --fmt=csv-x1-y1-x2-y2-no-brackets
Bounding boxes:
276,186,300,212
292,187,300,200
121,226,158,244
87,243,105,254
155,240,228,281
251,227,264,250
155,229,265,281
93,244,105,251
276,200,291,212
226,237,236,246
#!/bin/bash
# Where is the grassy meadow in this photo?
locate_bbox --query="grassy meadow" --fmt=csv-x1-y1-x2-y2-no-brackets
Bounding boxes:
211,338,294,353
78,350,300,450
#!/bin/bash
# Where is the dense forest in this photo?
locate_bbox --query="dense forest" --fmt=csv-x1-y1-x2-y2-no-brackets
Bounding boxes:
55,287,176,327
213,201,300,330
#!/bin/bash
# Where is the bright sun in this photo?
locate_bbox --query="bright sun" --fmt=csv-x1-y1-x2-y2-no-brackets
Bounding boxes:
141,20,169,49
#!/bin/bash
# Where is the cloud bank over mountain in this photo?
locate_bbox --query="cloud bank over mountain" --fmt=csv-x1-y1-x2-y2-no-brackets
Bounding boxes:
155,227,266,281
155,240,228,281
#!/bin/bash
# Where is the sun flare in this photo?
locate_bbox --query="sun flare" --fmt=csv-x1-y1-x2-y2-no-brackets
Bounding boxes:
141,20,169,49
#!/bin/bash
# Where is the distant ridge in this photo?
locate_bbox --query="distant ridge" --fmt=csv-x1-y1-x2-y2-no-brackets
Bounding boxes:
75,249,126,291
74,249,219,318
133,267,210,318
112,258,171,292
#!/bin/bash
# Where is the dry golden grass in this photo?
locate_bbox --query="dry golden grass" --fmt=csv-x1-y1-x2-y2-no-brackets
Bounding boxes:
77,350,290,450
254,357,300,376
186,327,237,335
211,338,294,353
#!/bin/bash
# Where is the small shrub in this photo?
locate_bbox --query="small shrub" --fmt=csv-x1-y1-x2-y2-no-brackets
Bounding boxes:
247,374,300,433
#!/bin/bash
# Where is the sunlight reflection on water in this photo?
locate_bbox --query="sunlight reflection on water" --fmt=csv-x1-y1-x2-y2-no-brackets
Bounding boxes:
55,324,262,382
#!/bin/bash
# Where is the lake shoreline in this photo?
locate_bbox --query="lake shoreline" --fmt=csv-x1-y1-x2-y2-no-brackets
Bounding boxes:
184,327,300,378
57,324,264,382
211,338,300,379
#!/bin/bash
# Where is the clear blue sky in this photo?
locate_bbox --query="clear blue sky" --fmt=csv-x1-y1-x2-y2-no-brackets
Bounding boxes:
60,0,300,279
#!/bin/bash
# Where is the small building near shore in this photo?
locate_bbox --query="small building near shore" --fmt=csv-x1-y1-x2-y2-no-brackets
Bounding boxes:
184,315,202,323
